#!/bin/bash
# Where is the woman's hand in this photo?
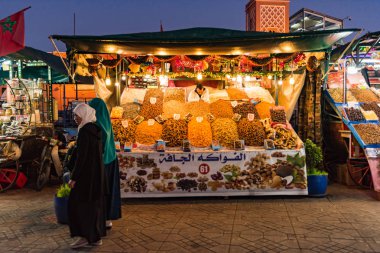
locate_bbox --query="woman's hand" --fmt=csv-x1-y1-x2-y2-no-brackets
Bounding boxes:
68,180,76,189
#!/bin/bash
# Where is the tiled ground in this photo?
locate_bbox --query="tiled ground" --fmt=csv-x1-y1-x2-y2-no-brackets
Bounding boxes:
0,184,379,253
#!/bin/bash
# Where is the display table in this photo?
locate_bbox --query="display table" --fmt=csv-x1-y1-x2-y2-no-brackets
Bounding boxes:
118,147,308,198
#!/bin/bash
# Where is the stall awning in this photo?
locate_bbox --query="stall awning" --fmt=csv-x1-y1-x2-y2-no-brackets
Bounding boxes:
51,27,359,55
331,31,380,61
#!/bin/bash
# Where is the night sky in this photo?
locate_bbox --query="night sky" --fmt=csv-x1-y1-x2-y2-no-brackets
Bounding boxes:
1,0,378,51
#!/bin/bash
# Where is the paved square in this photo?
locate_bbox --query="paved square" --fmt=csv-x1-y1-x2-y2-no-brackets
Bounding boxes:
0,184,379,252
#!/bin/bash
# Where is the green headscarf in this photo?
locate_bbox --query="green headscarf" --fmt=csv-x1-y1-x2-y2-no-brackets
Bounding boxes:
88,98,116,165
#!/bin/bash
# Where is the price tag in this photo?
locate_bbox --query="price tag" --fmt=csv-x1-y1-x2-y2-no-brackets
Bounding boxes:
121,120,129,128
173,114,181,120
199,164,210,175
148,119,155,126
150,97,157,104
247,113,255,121
231,101,238,108
196,116,203,123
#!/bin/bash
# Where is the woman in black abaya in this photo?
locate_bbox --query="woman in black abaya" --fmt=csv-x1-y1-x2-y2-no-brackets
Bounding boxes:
68,103,106,249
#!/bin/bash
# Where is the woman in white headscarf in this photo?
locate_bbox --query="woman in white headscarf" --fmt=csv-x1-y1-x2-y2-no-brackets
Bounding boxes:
67,103,107,249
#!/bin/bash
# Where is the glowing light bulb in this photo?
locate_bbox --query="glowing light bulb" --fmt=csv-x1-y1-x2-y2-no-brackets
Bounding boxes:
121,73,127,81
237,75,243,83
232,77,237,82
105,76,111,86
226,74,231,79
289,75,295,85
278,79,283,85
197,73,203,80
245,76,251,82
115,81,120,87
268,74,273,80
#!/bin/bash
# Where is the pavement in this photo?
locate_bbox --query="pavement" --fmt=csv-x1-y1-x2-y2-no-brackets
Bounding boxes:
0,183,380,253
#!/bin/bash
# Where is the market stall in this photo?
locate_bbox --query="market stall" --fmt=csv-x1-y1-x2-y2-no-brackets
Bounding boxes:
51,27,358,197
324,32,380,193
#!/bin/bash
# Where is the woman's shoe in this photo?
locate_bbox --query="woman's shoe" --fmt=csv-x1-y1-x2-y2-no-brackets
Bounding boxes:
106,220,112,229
85,239,103,247
70,237,88,249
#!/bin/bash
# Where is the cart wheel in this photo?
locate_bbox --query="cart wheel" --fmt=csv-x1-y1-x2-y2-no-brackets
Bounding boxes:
0,162,20,193
346,159,373,189
35,159,51,191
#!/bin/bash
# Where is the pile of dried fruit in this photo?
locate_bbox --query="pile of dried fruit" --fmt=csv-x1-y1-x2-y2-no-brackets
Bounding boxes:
164,88,186,102
140,88,164,119
177,179,198,192
266,125,297,149
111,119,137,144
255,101,273,119
328,88,357,103
135,121,162,145
353,124,380,145
126,176,147,192
237,119,265,146
188,118,212,147
233,102,260,119
226,88,249,100
344,107,365,121
211,118,239,148
270,108,287,123
186,101,210,117
210,99,234,118
121,103,140,119
162,119,188,147
163,100,188,118
350,88,380,102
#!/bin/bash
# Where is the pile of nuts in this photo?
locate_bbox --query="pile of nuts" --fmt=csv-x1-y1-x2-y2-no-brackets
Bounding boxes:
344,107,365,121
112,119,136,144
350,88,380,102
353,124,380,145
162,119,188,147
237,119,266,146
188,118,212,147
126,176,147,192
211,118,239,148
270,108,287,123
328,88,357,103
186,101,210,117
135,121,162,145
361,102,380,118
164,88,186,102
163,100,188,118
121,103,140,119
226,88,249,100
177,179,198,192
140,88,164,119
210,99,234,118
233,102,260,119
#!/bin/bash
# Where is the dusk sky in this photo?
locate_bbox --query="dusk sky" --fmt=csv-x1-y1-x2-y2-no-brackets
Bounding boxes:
1,0,379,51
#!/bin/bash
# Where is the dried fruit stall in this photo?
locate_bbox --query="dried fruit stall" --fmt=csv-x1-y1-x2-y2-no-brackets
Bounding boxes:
51,27,357,197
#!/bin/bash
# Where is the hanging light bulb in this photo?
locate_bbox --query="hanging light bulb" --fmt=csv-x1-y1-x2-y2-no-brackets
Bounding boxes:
226,74,231,79
245,75,251,82
278,78,283,85
121,73,127,81
197,72,203,80
105,67,111,86
115,81,120,87
268,74,273,80
289,74,295,85
105,76,111,86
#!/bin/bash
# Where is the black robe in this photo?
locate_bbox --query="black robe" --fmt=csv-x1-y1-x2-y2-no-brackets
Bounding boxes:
68,123,106,243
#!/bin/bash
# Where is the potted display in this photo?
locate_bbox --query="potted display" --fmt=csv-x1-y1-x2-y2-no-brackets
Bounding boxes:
54,184,71,224
305,139,328,197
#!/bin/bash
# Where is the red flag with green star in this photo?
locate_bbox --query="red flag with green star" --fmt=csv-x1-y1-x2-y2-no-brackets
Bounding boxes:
0,7,29,56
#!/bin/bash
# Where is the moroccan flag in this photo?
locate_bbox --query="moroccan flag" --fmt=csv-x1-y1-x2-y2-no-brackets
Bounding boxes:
0,7,29,56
